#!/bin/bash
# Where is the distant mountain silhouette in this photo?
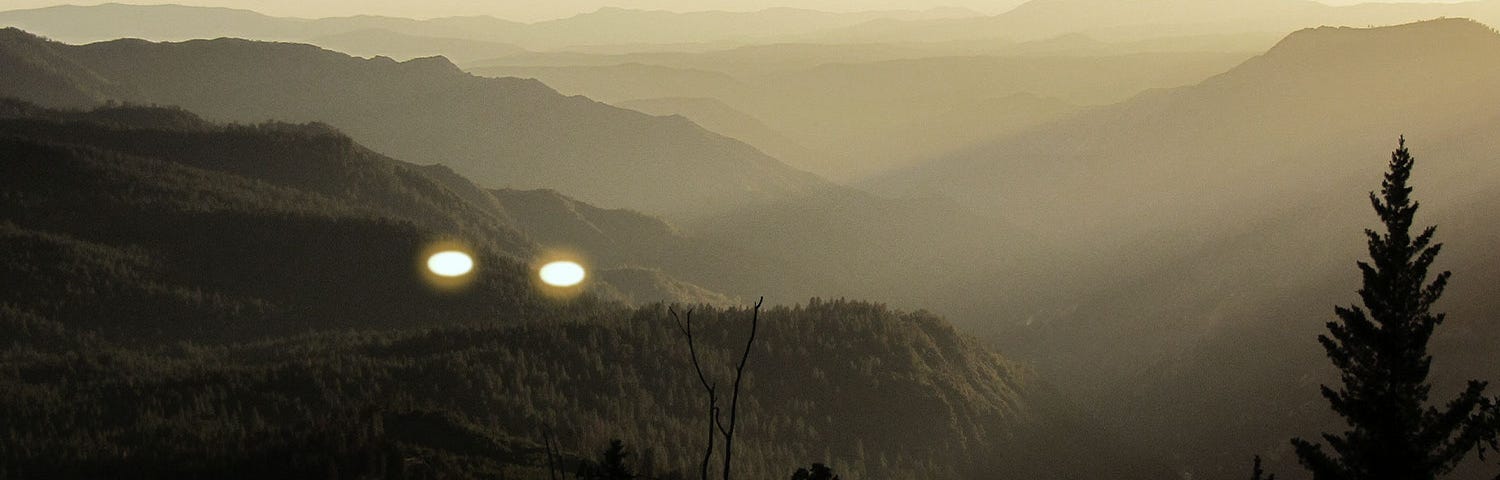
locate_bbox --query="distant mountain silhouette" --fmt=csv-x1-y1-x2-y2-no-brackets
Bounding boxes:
994,0,1324,38
592,266,737,305
986,31,1283,56
471,63,745,103
883,18,1500,237
617,96,819,170
473,51,1243,180
0,3,306,43
876,18,1500,478
0,3,980,49
807,0,1500,44
306,28,527,62
482,182,1035,318
0,29,826,217
470,41,979,77
493,6,980,48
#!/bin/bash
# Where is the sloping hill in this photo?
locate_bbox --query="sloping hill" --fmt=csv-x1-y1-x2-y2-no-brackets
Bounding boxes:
0,28,125,108
475,51,1241,180
617,96,819,170
992,0,1327,39
0,105,547,341
809,0,1500,44
878,18,1500,478
0,99,769,312
0,102,1166,480
306,28,527,62
884,18,1500,243
0,28,826,218
471,63,746,103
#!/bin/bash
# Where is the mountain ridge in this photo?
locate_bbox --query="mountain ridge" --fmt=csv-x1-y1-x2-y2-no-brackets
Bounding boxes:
807,0,1500,44
0,97,1171,480
0,28,828,218
873,18,1500,478
0,3,983,49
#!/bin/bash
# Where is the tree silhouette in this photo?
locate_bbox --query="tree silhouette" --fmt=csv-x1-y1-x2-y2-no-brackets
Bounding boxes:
1250,456,1275,480
598,439,634,480
790,463,841,480
544,426,564,480
1290,137,1495,480
671,297,763,480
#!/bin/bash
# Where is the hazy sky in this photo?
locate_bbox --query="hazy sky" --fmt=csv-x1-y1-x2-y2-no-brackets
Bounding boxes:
0,0,1479,21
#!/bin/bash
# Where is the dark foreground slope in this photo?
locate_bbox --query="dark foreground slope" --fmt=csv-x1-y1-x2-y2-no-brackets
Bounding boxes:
0,101,1165,479
0,300,1155,479
0,28,825,218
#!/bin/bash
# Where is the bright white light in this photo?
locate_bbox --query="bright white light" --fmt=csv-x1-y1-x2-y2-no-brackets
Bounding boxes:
539,261,586,287
427,251,474,277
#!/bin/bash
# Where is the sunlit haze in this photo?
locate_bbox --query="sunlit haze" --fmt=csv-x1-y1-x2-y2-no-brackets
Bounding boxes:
0,0,1476,21
4,0,1499,478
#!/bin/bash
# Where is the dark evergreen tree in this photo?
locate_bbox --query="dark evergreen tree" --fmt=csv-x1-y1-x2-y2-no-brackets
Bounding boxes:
1290,137,1493,480
598,439,634,480
1250,456,1275,480
790,463,840,480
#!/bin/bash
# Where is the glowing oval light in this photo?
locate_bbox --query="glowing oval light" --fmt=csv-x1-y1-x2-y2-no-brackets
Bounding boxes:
426,251,474,277
539,261,586,287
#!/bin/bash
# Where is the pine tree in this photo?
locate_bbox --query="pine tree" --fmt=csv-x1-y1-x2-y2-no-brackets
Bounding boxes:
1251,456,1275,480
1291,137,1493,480
598,439,634,480
791,463,840,480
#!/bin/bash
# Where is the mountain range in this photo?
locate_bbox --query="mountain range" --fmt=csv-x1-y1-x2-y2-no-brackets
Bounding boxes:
0,95,1170,479
0,24,1056,330
0,3,980,49
0,28,826,217
807,0,1500,44
474,51,1247,180
21,1,1489,182
874,18,1500,478
6,3,1500,478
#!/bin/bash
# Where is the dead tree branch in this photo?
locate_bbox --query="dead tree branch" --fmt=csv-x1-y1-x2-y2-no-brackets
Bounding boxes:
543,425,560,480
672,298,763,480
719,297,762,480
672,307,719,480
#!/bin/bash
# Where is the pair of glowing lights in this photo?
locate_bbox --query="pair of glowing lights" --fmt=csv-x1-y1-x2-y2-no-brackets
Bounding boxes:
426,250,586,287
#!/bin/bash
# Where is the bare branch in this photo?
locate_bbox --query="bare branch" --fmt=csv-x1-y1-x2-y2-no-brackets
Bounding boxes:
671,307,716,394
542,425,560,480
700,402,718,480
720,297,763,480
672,298,764,480
673,305,720,480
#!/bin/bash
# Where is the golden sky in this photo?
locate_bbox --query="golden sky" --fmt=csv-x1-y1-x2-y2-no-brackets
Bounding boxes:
0,0,1477,21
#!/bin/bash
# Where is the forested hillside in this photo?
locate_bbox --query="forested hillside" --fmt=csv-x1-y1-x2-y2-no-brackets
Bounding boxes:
0,300,1163,479
0,100,1166,478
